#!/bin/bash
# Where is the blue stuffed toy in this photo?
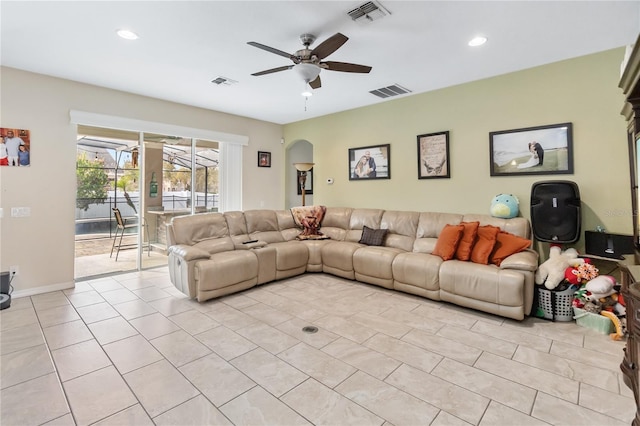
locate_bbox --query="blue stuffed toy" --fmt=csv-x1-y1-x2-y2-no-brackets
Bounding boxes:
491,194,519,218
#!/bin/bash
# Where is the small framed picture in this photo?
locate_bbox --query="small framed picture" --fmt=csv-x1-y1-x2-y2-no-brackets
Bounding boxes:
348,144,390,180
1,127,31,167
258,151,271,168
417,131,450,179
489,122,573,176
297,168,313,195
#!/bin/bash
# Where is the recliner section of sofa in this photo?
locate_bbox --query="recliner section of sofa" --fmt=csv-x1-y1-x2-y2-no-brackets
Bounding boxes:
167,207,538,320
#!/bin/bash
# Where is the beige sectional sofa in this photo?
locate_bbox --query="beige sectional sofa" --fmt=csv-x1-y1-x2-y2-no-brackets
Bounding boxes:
167,207,538,320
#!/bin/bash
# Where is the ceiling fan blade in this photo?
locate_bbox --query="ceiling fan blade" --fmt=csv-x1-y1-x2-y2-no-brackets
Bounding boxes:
310,33,348,60
247,41,295,61
322,61,372,73
309,75,321,89
251,65,293,76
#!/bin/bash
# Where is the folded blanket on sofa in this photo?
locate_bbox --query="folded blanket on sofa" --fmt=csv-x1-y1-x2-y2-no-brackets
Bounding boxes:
290,205,329,240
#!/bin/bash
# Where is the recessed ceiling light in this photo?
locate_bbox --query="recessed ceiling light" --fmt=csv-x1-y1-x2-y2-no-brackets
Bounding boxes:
116,29,139,40
301,90,313,97
468,36,487,47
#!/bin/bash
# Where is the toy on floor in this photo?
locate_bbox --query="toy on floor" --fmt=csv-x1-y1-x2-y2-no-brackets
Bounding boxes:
600,310,627,340
535,246,585,289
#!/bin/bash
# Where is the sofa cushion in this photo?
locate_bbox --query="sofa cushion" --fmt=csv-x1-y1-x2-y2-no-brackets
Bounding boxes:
455,221,480,261
490,231,532,266
171,212,229,246
244,209,285,243
381,210,419,251
470,225,500,265
359,225,388,246
432,224,464,261
416,212,463,238
462,214,531,239
347,209,384,242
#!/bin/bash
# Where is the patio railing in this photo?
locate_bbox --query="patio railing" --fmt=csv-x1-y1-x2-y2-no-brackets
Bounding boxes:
75,194,219,236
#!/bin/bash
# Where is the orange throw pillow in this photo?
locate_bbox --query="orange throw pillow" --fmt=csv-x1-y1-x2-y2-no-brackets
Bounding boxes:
490,231,532,266
455,221,480,261
432,224,465,261
470,225,500,265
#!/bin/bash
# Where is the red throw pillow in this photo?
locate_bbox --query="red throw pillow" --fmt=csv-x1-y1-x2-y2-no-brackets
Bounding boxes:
490,231,532,266
432,224,465,261
455,221,480,261
470,225,501,265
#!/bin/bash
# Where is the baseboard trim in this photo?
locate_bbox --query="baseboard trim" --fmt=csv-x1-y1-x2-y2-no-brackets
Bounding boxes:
11,281,75,299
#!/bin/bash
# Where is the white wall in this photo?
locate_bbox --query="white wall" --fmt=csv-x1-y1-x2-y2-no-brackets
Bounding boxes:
0,67,283,296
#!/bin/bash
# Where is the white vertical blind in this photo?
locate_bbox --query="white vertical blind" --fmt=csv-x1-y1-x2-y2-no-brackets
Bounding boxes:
219,143,242,212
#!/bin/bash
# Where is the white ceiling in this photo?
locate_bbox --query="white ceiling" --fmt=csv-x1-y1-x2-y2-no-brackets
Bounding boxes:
1,1,639,125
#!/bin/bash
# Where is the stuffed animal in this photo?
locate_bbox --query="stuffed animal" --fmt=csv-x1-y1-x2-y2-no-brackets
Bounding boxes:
576,263,599,281
565,260,598,285
585,275,616,300
564,266,581,285
490,194,519,219
535,246,585,289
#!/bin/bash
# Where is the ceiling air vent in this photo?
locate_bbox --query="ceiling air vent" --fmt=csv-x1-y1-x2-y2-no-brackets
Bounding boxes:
369,84,411,99
347,1,390,22
211,76,238,86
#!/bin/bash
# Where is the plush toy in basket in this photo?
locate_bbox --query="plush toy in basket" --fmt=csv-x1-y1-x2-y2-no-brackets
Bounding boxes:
535,246,584,290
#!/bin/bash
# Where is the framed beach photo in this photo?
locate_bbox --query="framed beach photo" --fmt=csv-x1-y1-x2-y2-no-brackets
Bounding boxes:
257,151,271,167
417,131,450,179
348,144,390,180
1,127,31,167
489,122,573,177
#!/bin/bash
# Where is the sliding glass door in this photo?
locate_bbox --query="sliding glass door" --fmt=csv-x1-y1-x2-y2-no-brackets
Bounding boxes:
75,127,220,279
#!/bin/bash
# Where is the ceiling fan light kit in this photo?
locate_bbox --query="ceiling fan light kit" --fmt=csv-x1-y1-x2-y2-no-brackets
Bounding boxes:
116,29,139,40
468,36,488,47
248,32,372,91
295,63,321,83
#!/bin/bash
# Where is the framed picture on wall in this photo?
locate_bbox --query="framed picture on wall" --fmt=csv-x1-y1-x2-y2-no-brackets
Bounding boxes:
1,127,31,167
417,131,450,179
297,168,313,195
258,151,271,167
489,122,573,176
348,144,390,180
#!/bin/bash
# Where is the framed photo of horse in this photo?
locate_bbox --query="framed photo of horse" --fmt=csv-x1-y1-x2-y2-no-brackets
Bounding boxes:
417,131,450,179
489,122,573,177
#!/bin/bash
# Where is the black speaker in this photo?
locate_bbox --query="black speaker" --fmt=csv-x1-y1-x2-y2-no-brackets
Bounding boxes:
585,231,634,259
530,180,581,243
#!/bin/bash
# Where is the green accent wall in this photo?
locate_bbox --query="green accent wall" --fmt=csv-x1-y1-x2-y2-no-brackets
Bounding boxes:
284,48,631,252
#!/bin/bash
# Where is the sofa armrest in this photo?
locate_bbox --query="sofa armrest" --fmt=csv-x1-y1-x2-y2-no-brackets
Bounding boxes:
499,249,539,272
168,244,211,261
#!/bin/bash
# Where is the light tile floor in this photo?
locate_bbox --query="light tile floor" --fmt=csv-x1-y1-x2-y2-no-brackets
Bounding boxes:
0,268,636,425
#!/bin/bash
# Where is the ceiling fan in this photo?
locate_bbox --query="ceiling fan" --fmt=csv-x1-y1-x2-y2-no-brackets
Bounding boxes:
247,33,372,89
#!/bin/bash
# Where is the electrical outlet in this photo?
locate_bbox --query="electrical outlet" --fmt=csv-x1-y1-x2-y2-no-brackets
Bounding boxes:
10,266,19,277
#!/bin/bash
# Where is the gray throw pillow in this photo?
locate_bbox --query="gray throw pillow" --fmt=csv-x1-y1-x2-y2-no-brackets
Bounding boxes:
359,225,388,246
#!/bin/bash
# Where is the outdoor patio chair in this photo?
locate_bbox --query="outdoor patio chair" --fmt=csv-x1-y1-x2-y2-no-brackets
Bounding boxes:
110,207,150,261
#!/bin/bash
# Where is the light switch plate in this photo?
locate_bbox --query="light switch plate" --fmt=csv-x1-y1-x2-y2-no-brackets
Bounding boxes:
11,207,31,217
